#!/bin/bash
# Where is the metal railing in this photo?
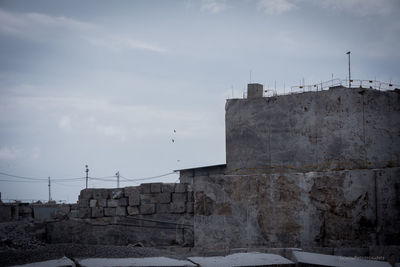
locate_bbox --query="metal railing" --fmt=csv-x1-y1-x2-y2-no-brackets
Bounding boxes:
241,79,399,99
289,79,400,95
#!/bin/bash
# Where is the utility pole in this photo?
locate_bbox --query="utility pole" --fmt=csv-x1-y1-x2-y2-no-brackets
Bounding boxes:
48,176,51,202
85,165,89,189
116,171,120,188
346,51,351,87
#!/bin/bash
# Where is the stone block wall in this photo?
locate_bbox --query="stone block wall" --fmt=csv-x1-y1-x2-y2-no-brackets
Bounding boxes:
44,183,195,247
1,183,194,247
77,183,194,219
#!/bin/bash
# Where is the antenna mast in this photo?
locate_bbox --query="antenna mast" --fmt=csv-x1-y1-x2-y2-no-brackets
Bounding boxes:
346,51,351,87
116,171,120,188
85,165,89,189
48,176,51,202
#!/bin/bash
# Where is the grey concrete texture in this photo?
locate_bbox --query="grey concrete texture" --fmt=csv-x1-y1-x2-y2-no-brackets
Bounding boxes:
77,257,197,267
46,214,194,247
10,256,76,267
0,202,77,222
225,87,400,172
189,252,294,266
0,205,12,222
33,206,62,221
292,250,391,267
192,167,400,250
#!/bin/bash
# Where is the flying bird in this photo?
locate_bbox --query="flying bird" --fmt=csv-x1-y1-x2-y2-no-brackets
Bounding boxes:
172,139,175,143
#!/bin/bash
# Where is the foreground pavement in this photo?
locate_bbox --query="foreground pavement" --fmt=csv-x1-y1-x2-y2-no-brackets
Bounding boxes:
11,251,397,267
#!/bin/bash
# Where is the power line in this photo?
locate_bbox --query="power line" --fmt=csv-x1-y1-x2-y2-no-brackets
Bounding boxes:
0,171,86,181
0,170,178,186
52,181,82,187
0,179,45,183
52,177,86,182
0,171,46,181
90,176,117,182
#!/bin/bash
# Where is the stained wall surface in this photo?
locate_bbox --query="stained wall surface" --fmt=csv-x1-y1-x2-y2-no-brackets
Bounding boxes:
192,167,400,249
225,87,400,171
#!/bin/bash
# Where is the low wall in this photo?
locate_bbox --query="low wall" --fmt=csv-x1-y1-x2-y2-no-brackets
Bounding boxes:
46,183,194,247
0,202,76,222
76,183,193,218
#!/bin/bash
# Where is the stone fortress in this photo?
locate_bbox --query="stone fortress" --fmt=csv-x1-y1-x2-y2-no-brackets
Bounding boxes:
1,82,399,265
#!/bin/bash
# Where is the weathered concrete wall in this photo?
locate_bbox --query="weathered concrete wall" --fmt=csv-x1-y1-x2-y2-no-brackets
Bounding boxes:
0,203,76,222
226,87,400,171
46,183,194,246
192,167,400,249
177,87,400,250
179,164,226,184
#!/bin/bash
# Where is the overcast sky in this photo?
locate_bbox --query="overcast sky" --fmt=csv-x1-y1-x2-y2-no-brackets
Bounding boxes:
0,0,399,203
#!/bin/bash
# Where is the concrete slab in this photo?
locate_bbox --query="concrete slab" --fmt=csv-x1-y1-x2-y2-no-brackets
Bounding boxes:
10,256,75,267
0,205,12,222
188,252,294,267
292,251,391,267
32,206,59,221
78,257,197,267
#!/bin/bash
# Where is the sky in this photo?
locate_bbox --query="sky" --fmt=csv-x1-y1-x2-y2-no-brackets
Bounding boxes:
0,0,399,203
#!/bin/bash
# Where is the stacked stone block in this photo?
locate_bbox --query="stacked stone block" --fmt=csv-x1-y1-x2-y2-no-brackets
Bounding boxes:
77,183,193,219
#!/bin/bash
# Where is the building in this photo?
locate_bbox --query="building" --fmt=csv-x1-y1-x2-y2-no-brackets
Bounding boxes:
178,83,400,250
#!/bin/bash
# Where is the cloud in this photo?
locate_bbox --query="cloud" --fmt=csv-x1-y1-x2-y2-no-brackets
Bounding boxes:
87,35,167,53
58,115,72,131
0,146,40,160
0,8,166,53
201,0,227,14
314,0,396,16
32,147,41,159
95,125,127,142
4,93,216,143
258,0,295,15
0,8,92,40
0,146,23,160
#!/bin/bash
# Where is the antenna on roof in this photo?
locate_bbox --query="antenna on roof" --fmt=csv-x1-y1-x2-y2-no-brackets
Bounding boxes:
284,81,286,94
346,51,351,87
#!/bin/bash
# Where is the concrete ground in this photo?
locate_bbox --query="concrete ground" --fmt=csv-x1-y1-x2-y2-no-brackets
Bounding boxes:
9,251,397,267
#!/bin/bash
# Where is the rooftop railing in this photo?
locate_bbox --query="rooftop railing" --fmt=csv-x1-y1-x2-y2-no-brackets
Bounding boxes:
289,79,400,95
240,79,400,98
